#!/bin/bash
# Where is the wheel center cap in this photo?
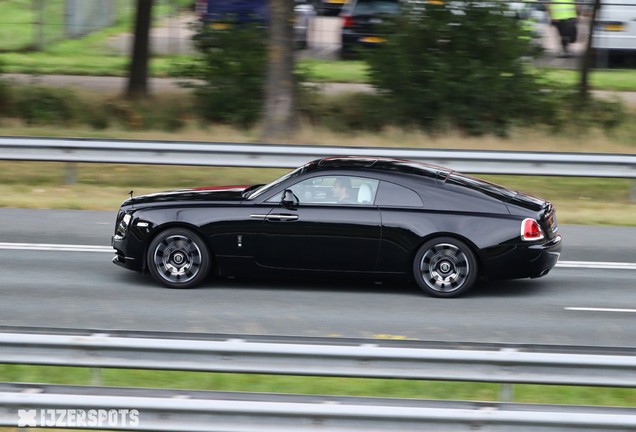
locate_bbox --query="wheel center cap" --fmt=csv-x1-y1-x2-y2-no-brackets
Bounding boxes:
440,262,452,273
173,253,185,265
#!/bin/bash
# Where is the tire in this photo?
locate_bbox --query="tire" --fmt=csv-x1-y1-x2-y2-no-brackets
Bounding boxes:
413,237,478,298
147,228,211,289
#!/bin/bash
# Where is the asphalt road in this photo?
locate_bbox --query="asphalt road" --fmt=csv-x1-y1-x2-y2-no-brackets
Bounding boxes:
0,208,635,347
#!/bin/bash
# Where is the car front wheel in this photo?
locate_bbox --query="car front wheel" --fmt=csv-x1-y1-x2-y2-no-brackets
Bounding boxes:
147,228,211,289
413,237,478,298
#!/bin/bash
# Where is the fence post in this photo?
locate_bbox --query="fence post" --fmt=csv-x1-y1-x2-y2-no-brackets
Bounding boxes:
33,0,44,51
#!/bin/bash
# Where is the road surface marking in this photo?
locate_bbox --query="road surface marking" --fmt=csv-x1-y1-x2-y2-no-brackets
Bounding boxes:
0,243,635,269
556,261,636,270
565,307,636,313
0,243,113,253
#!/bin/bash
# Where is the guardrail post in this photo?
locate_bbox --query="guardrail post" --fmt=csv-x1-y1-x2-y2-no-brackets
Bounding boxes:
630,180,636,202
65,163,77,185
90,368,102,386
500,383,514,402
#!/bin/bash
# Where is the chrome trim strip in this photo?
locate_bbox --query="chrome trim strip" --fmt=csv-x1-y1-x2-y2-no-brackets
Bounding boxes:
250,214,269,219
268,215,299,220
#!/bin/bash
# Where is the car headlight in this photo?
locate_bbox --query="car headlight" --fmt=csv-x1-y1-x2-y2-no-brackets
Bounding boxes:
117,213,133,237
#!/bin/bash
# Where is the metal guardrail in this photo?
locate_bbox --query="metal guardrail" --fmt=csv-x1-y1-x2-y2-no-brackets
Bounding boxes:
2,136,636,178
1,328,636,430
2,383,636,432
1,330,636,387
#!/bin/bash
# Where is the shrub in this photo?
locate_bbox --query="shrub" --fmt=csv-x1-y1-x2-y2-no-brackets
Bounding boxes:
12,85,82,126
364,1,555,135
172,24,268,128
299,90,396,132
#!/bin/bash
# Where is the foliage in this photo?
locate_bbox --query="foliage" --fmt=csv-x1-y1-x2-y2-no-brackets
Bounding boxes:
10,85,82,126
171,23,268,128
299,91,397,132
0,80,190,131
363,1,555,135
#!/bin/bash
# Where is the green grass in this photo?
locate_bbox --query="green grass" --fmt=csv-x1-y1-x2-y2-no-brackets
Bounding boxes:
544,69,636,92
0,0,42,51
2,364,636,407
300,59,370,83
0,51,184,77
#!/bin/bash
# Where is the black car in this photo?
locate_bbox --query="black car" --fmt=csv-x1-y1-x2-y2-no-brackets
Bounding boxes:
313,0,347,16
340,0,400,59
112,157,562,298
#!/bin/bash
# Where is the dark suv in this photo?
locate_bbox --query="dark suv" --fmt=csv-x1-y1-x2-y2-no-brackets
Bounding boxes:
340,0,400,59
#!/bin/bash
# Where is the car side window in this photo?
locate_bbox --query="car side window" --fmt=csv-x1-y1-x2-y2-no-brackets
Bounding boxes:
266,176,379,205
375,181,424,207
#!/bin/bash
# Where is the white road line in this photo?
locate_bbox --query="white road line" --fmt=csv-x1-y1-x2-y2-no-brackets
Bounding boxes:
565,307,636,313
0,243,114,253
556,261,636,270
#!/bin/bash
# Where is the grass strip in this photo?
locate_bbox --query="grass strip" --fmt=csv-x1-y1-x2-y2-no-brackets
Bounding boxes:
0,161,634,226
1,364,636,407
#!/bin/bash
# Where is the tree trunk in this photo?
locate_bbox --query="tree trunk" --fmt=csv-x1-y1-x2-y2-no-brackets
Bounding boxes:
127,0,154,99
580,0,602,101
262,0,297,140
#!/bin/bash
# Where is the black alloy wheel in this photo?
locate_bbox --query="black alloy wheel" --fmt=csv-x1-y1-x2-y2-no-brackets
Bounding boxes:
413,237,478,298
147,228,211,289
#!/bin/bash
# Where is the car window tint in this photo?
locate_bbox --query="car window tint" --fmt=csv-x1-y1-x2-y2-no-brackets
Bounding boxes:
352,0,400,15
266,176,379,205
375,181,423,207
445,173,516,202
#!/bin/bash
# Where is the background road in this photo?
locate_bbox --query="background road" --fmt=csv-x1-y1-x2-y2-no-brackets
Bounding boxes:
0,208,635,347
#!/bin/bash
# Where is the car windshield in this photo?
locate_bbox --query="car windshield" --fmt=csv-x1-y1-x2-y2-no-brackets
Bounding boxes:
353,0,400,15
247,164,309,199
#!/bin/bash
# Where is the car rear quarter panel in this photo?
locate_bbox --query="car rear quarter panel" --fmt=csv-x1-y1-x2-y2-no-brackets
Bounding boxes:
376,208,523,275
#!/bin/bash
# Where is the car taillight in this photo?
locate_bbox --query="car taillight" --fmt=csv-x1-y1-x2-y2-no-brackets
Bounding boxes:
341,15,354,27
521,218,544,241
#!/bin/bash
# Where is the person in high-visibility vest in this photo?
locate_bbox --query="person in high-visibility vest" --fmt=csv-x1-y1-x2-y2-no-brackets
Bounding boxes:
546,0,579,57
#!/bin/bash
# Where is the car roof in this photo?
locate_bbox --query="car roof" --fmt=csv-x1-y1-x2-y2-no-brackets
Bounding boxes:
311,157,452,181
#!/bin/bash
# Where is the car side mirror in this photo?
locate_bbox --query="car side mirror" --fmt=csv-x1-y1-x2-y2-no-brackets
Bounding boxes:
282,189,296,209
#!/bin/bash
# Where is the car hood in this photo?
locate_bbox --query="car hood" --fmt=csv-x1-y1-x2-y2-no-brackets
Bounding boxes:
123,186,249,208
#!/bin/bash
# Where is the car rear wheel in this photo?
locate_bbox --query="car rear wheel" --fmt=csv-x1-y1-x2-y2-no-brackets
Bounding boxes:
147,228,211,289
413,237,477,298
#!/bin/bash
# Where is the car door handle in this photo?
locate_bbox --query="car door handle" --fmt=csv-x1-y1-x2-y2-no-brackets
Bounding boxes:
267,214,299,221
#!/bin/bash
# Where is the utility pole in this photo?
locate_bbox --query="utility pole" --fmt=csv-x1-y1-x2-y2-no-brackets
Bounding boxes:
262,0,297,140
127,0,154,99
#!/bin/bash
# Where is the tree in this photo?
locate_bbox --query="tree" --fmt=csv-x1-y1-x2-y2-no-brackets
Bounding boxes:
127,0,154,99
261,0,297,140
580,0,602,100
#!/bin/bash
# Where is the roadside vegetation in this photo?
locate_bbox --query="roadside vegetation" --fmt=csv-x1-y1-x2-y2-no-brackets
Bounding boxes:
1,364,636,407
0,2,634,223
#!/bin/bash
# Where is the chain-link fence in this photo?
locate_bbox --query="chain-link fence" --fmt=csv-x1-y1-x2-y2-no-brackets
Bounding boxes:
0,0,192,53
0,0,634,74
